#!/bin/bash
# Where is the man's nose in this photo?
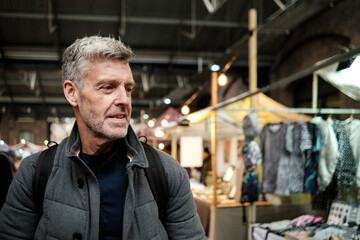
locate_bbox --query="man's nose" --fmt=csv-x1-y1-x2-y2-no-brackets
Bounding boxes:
113,87,130,106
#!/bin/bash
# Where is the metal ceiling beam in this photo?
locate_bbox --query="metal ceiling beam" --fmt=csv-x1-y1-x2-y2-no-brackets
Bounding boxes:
1,46,223,65
0,95,160,106
0,11,246,29
1,47,274,67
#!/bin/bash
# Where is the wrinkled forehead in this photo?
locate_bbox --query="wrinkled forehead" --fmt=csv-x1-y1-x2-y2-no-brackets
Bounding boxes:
82,58,134,81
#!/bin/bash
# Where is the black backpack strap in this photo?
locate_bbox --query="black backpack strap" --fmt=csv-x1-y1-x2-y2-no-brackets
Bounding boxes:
33,143,58,213
140,142,169,222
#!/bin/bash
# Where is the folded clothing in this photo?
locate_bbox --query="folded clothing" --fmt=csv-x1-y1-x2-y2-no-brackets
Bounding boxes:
291,215,323,227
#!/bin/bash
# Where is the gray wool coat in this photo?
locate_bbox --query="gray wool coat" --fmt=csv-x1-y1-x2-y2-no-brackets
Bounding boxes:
0,124,205,240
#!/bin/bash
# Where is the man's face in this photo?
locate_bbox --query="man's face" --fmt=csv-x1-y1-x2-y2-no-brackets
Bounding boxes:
76,59,134,140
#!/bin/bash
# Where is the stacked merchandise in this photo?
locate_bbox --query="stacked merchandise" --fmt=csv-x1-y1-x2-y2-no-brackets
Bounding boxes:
260,116,360,209
251,201,360,239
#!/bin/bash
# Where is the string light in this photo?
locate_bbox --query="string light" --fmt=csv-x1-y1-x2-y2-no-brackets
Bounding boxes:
161,119,168,127
218,73,228,86
148,119,155,128
158,143,165,150
181,105,190,115
164,98,171,104
210,64,220,72
154,130,165,138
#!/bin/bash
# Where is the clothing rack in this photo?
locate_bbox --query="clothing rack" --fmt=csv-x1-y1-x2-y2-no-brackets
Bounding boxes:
219,108,360,115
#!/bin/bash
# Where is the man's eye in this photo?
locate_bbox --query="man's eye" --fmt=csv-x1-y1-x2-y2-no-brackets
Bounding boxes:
103,85,113,90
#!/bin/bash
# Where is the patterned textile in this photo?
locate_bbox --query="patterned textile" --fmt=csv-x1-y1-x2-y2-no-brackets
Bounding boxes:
261,123,289,194
303,123,321,194
311,117,339,191
241,140,262,171
285,123,313,193
344,118,360,186
314,227,346,240
332,119,357,202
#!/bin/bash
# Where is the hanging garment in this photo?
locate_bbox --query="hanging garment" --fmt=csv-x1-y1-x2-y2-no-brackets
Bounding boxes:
241,140,262,172
260,123,289,194
285,123,312,193
312,117,339,191
344,118,360,187
242,112,261,141
332,119,357,202
303,122,321,194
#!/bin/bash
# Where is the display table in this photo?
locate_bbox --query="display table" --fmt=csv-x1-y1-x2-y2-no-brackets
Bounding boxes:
193,198,327,240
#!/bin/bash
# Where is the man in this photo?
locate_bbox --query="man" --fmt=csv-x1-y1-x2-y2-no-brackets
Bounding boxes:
0,36,205,240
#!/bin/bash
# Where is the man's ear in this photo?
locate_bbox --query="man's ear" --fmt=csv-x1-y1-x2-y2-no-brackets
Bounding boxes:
63,80,79,107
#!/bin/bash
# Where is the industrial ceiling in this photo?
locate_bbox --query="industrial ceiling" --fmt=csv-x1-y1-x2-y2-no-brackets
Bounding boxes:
0,0,342,122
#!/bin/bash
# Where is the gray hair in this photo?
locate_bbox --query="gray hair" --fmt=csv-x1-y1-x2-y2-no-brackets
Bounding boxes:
61,36,134,89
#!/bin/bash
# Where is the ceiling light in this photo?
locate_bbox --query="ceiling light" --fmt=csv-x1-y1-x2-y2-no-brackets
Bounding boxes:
164,98,171,104
181,105,190,115
218,73,228,86
211,64,220,72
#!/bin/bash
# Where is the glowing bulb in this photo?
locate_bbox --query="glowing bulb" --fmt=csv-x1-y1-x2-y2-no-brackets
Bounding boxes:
161,119,168,127
44,140,49,145
218,73,228,86
21,139,26,144
181,105,190,115
154,130,165,138
143,114,149,120
148,119,155,128
211,64,220,72
164,98,171,104
158,143,165,150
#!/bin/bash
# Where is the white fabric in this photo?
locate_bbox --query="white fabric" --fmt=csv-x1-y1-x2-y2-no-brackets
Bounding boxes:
312,117,339,191
249,225,285,240
180,136,203,167
317,56,360,100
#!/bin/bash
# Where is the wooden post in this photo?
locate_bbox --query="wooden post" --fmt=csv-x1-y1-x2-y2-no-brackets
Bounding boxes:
171,133,177,160
211,71,218,207
249,8,257,109
248,8,257,226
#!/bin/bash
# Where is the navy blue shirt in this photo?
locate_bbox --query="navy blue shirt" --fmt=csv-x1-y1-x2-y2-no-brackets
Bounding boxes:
80,140,128,240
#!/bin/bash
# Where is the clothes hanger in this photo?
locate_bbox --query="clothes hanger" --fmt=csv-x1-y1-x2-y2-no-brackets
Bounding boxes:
344,110,355,124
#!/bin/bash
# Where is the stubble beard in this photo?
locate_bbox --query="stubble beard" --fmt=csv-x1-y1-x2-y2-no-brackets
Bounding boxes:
84,109,130,140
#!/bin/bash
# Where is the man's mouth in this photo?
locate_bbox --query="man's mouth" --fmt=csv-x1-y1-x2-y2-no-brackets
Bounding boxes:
109,114,127,120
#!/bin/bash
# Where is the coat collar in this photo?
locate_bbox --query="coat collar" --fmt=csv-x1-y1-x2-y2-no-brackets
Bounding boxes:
65,122,149,169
